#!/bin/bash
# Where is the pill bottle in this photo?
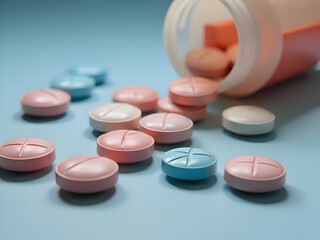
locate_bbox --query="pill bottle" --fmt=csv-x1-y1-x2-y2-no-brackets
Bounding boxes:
163,0,320,97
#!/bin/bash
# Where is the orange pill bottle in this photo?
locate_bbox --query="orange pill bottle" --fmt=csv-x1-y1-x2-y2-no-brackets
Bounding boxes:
163,0,320,97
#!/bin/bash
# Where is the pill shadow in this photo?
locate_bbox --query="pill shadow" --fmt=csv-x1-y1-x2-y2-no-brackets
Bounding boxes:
223,184,288,204
164,175,217,190
70,96,91,102
20,112,73,123
58,187,116,206
155,139,192,152
223,129,276,142
142,109,157,117
83,127,105,140
0,165,53,182
118,157,153,173
193,113,221,129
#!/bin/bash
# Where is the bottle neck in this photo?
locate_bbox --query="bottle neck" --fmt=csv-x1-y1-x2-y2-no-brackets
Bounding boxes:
163,0,283,97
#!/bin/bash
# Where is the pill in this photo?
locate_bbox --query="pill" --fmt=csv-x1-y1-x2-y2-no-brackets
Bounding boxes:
0,137,55,172
162,147,217,181
222,105,275,135
139,113,193,144
55,155,118,194
68,63,107,85
112,86,158,112
89,103,141,132
50,74,95,99
204,19,238,50
185,47,230,79
97,130,154,164
224,156,286,193
157,96,206,121
168,77,218,107
21,89,71,117
226,43,238,66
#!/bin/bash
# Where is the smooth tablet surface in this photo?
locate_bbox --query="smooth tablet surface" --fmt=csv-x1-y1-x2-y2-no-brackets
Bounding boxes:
224,156,286,193
222,105,275,135
68,63,107,85
157,96,207,121
162,147,217,181
50,74,95,99
185,47,230,79
55,155,118,194
112,86,158,112
89,103,141,132
0,137,55,172
21,89,70,117
226,43,238,66
168,77,218,106
97,130,154,164
139,113,193,144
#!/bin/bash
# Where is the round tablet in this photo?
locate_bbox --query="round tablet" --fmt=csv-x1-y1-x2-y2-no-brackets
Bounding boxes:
168,77,218,106
139,113,193,144
162,147,217,181
226,43,238,66
21,89,70,117
112,86,159,112
224,156,286,193
50,74,95,99
89,103,141,132
97,130,154,164
157,96,207,121
68,63,107,85
55,156,118,194
185,47,230,79
222,105,275,135
0,137,55,172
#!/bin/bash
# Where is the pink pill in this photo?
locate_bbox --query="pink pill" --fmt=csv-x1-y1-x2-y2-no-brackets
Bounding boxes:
185,47,230,79
168,77,218,106
112,86,159,112
55,156,119,194
97,130,154,164
224,156,286,193
226,43,238,66
139,113,193,144
0,137,55,172
157,96,207,121
21,89,71,117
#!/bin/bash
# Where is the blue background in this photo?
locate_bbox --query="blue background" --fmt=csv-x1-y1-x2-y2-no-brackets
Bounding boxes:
0,1,319,239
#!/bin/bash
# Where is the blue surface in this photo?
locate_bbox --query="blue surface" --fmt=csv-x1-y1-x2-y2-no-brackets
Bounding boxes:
51,74,95,99
162,147,217,180
68,63,107,85
0,1,319,240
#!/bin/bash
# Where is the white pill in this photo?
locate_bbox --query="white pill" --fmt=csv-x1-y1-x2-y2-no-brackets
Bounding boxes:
89,103,141,132
222,105,275,135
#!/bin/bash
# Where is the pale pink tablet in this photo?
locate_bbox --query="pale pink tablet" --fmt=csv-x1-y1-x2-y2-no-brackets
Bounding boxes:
112,86,159,112
185,47,230,79
97,130,154,164
157,96,207,121
21,89,71,117
224,156,286,193
139,113,193,144
168,77,218,107
226,43,238,66
0,137,55,172
55,156,118,194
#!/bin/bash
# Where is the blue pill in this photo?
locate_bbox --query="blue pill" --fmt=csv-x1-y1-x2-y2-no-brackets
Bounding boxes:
162,147,217,181
68,63,107,85
50,74,95,99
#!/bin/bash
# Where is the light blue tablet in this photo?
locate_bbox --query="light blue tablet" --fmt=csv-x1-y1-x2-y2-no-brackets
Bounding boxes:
68,63,107,85
161,147,217,181
50,74,95,99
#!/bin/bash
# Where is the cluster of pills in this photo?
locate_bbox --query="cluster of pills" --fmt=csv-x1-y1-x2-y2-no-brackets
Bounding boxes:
0,60,286,196
185,19,239,80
